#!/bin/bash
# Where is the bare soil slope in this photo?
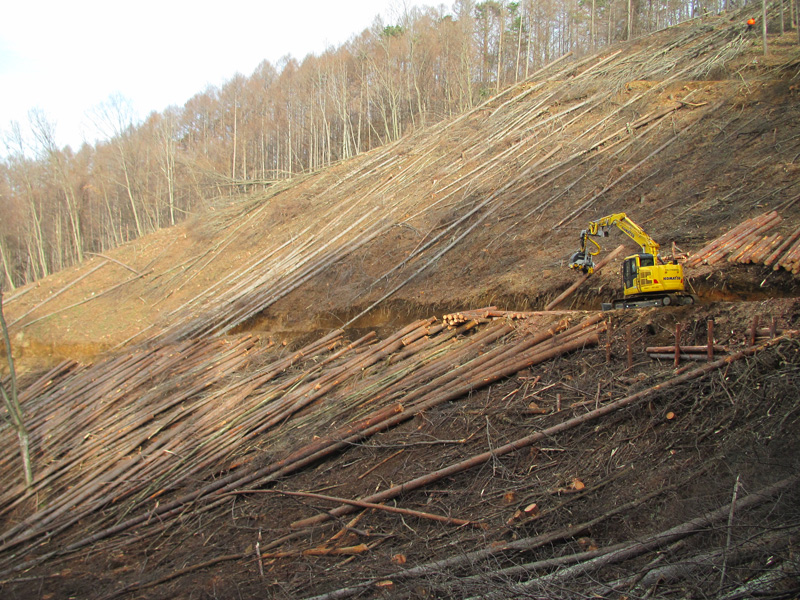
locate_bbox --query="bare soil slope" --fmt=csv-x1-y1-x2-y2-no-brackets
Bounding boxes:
2,11,800,600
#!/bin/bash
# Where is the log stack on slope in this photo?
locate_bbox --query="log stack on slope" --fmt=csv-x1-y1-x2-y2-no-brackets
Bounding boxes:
0,311,604,578
686,211,800,272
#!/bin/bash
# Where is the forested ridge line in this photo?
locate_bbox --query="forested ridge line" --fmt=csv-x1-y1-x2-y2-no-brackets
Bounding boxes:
0,0,791,289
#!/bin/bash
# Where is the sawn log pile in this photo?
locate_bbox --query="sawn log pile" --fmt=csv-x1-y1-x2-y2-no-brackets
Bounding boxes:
0,312,603,578
686,211,800,272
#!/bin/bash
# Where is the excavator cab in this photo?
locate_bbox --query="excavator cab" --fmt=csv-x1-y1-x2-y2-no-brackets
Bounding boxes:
617,252,689,308
622,254,656,292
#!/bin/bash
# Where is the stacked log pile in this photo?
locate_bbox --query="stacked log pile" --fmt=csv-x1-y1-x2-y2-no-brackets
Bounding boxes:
442,307,535,326
686,211,800,272
0,312,604,577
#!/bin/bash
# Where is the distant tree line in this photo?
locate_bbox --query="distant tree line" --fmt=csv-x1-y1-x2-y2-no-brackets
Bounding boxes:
0,0,792,289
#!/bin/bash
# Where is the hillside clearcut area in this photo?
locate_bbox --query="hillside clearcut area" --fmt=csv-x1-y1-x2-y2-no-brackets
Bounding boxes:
2,10,800,600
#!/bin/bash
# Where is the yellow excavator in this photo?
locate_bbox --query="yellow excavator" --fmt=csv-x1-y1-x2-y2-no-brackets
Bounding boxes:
568,213,697,310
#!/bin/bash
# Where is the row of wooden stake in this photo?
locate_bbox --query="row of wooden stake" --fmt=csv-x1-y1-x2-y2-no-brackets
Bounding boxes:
604,315,788,369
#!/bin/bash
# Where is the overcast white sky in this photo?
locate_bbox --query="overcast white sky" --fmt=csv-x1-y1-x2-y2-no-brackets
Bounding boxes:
0,0,442,154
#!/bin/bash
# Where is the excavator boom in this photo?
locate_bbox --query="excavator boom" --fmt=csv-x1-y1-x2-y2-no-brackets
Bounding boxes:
587,213,660,256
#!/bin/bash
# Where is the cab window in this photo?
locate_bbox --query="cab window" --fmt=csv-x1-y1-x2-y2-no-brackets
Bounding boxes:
639,254,655,267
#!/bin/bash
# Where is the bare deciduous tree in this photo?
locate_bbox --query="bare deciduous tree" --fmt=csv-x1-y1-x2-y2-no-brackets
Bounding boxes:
0,287,33,489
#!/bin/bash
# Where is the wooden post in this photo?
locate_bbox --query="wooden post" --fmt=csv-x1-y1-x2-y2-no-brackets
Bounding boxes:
626,326,633,369
707,319,714,362
674,323,682,368
605,319,613,363
770,316,778,339
749,316,760,346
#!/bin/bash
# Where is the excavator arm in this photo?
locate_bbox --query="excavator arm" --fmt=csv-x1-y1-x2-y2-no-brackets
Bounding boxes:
568,213,659,273
588,213,660,256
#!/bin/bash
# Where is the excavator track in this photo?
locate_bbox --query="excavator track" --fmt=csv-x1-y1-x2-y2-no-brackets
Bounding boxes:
603,293,698,311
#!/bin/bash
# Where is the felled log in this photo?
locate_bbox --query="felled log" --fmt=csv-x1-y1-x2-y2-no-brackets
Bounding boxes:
648,353,717,362
776,236,800,272
766,225,800,267
743,233,783,264
645,345,727,353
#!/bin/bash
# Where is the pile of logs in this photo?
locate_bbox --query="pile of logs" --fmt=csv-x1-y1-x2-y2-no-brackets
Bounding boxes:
442,307,534,326
685,211,800,272
2,308,796,598
0,311,605,577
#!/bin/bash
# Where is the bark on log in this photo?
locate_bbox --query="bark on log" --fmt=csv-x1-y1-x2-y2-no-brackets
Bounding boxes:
648,353,714,361
766,225,800,266
705,212,781,265
223,489,479,527
645,345,726,353
687,212,781,267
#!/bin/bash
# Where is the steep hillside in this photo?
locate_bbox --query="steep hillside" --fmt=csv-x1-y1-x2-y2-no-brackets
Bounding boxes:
3,12,799,367
1,11,800,600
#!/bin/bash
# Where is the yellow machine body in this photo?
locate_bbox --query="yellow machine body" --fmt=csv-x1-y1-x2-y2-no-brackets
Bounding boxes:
621,254,685,297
